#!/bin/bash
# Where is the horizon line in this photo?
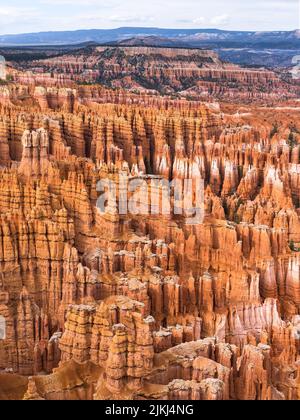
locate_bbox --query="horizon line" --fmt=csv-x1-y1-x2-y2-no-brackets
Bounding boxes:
0,26,299,38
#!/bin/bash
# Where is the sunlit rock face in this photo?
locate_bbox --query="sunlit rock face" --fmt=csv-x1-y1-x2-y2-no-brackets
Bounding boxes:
0,47,299,400
9,46,300,102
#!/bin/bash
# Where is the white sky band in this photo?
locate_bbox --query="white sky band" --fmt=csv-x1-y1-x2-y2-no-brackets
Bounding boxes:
0,0,298,35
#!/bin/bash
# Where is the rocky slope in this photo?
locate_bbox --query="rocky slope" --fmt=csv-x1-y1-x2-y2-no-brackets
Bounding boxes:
9,46,300,102
0,79,299,400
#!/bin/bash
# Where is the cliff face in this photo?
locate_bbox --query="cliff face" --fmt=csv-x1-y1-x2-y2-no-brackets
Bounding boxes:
0,74,299,400
10,46,300,102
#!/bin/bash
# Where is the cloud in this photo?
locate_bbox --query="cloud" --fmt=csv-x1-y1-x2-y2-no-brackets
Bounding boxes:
179,13,230,27
0,6,39,29
0,6,35,17
107,15,154,23
41,0,111,4
0,0,297,34
192,17,205,25
210,14,230,25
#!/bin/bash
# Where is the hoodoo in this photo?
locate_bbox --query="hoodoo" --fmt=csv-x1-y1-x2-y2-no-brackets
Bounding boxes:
0,30,299,401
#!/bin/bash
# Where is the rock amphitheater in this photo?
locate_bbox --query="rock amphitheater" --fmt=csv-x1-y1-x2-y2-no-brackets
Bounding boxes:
0,46,299,400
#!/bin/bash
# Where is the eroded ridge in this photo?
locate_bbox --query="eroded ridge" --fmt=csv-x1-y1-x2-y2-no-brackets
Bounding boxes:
0,51,299,400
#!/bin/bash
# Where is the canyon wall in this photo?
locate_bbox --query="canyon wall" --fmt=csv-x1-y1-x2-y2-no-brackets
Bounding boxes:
0,63,299,400
9,46,300,102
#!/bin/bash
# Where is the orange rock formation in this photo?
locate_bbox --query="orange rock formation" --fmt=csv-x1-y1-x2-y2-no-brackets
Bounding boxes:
0,50,299,400
9,46,300,102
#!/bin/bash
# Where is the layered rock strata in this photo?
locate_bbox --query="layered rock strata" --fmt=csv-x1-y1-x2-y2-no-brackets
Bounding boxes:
0,76,299,400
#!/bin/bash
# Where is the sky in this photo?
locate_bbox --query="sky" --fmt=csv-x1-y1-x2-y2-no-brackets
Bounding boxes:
0,0,298,35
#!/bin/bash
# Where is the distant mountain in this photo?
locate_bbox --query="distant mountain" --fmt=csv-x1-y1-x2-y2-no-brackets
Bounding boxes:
0,27,300,48
114,36,190,48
